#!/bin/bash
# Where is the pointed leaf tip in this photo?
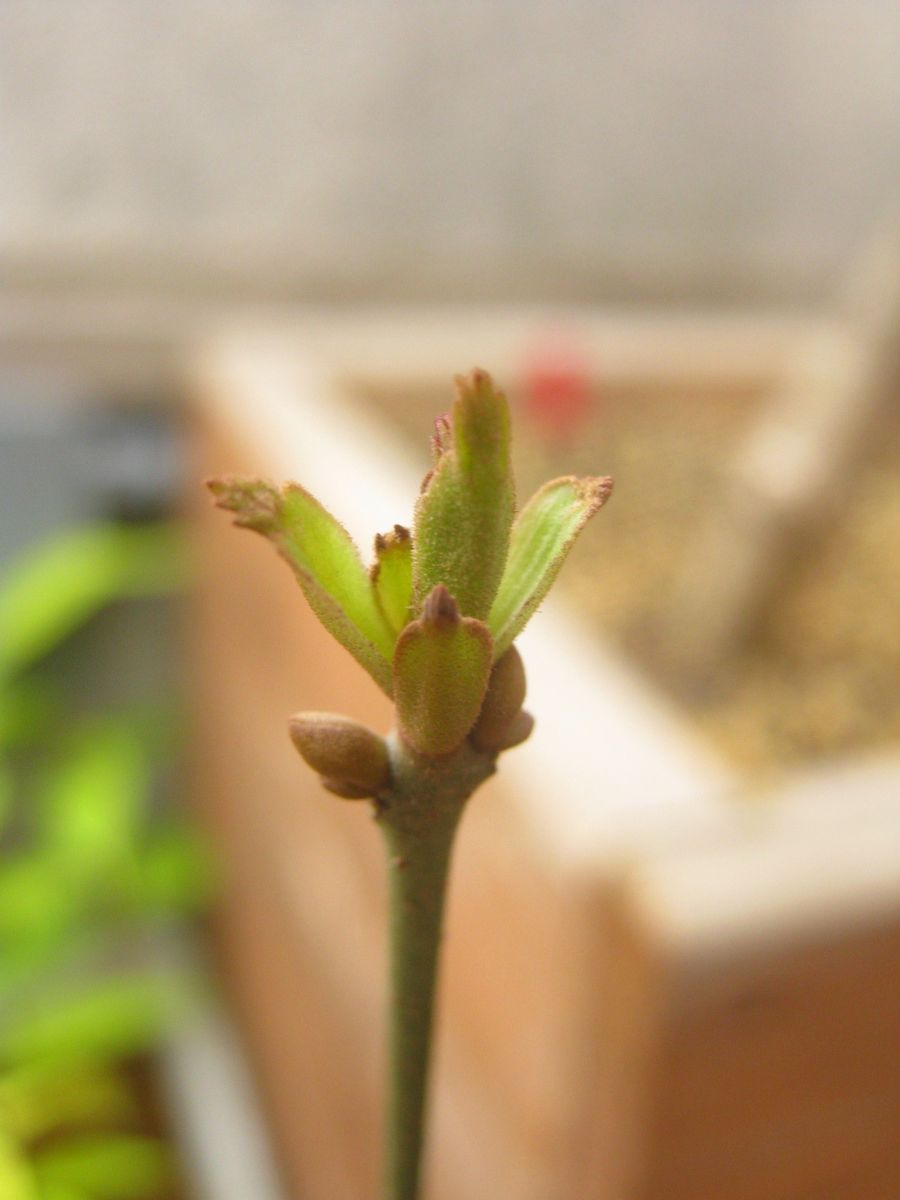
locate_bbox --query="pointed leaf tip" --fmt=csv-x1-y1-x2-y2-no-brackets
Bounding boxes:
206,476,280,531
577,474,614,513
422,583,459,627
431,414,452,461
208,475,394,693
373,524,411,556
370,525,413,636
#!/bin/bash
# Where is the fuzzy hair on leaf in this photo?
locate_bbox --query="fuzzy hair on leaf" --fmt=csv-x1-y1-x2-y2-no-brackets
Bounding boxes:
393,585,493,756
370,525,414,637
413,370,515,620
207,476,395,694
489,474,613,659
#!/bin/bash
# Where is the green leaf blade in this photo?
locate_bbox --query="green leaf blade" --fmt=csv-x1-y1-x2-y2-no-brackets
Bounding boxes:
0,856,78,976
371,525,413,636
208,478,394,693
413,370,514,619
489,475,613,658
393,586,493,756
0,975,193,1066
0,1062,136,1143
0,1131,39,1200
0,524,183,678
40,721,147,875
34,1135,171,1200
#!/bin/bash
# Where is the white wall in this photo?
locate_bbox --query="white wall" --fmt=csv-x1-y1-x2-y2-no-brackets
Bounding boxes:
1,1,898,305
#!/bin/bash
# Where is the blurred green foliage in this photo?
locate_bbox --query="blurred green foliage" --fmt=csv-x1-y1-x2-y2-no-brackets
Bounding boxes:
0,524,209,1200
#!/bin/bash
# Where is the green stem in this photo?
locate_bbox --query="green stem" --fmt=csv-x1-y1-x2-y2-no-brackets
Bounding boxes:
377,736,495,1200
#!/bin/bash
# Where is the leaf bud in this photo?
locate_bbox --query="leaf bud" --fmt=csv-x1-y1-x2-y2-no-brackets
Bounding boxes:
470,645,527,751
288,712,391,796
393,585,493,757
491,708,534,751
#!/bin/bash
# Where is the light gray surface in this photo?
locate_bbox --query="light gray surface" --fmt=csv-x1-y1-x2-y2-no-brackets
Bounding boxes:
160,1009,288,1200
0,380,94,566
0,383,178,569
1,2,899,305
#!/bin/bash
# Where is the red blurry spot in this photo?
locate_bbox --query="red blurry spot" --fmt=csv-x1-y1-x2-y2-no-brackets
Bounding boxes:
522,336,594,444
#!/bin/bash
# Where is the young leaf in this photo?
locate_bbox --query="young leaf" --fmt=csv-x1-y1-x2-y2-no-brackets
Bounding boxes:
40,721,148,877
0,680,60,750
393,586,493,756
33,1180,86,1200
0,1132,37,1200
0,761,11,832
0,856,77,974
370,525,413,636
138,824,213,914
413,370,514,619
0,975,193,1065
208,477,395,694
36,1182,87,1200
34,1135,171,1200
488,475,613,658
0,1062,136,1143
0,524,184,678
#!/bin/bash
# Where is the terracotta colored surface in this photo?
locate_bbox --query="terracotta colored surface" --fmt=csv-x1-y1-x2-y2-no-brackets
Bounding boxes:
187,333,900,1200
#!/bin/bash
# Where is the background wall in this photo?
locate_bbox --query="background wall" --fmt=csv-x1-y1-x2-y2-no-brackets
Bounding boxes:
1,1,899,307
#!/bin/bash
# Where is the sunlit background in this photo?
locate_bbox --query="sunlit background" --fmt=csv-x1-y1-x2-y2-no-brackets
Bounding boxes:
1,5,898,1199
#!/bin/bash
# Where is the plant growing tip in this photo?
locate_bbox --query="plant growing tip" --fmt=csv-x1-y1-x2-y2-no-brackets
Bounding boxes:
208,366,612,1200
413,369,515,620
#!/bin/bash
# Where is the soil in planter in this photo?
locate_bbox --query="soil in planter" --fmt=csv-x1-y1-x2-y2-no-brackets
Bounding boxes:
358,377,900,778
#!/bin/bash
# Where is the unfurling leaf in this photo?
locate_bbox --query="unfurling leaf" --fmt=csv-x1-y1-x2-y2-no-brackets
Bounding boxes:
371,525,413,635
413,370,514,619
489,475,613,658
470,645,527,751
288,712,391,797
394,586,493,756
208,477,394,693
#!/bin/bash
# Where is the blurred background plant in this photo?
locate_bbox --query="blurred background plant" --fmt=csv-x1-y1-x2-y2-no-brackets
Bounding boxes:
0,522,209,1200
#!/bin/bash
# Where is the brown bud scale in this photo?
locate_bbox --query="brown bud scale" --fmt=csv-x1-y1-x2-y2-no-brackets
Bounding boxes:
289,712,390,795
422,584,459,629
471,645,527,750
